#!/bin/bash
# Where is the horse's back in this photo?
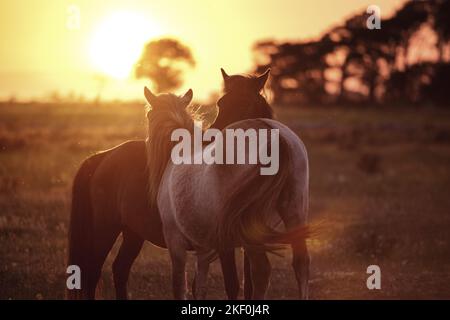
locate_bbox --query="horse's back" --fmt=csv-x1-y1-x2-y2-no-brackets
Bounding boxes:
90,140,165,246
223,117,308,175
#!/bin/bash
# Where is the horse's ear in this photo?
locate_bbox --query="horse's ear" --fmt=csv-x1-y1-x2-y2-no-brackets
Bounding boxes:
181,89,193,105
221,68,230,82
144,87,157,106
255,68,270,91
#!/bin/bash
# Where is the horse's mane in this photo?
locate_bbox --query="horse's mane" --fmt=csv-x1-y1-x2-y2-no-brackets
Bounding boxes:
145,94,201,208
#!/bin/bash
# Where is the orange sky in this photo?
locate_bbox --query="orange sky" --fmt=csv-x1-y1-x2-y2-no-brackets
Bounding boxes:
0,0,407,102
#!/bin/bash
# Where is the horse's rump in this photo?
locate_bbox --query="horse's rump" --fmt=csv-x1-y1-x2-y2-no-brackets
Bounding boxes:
216,119,309,252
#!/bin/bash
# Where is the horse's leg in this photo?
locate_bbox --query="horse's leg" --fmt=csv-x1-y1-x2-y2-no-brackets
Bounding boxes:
165,231,188,300
112,228,144,300
219,249,240,300
193,252,210,300
245,248,271,300
292,238,310,299
169,248,187,300
88,224,120,299
243,251,253,299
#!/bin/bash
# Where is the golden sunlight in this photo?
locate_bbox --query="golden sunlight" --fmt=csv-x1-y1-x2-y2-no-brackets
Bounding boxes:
89,11,161,79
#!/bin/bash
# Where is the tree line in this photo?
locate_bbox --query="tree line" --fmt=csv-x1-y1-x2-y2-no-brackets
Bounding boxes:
253,0,450,107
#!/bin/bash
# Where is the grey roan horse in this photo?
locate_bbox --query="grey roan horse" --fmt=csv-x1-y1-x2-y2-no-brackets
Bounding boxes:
67,69,273,299
145,85,310,299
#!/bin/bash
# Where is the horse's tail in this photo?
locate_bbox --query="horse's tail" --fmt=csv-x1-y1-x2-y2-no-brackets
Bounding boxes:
66,152,105,300
217,121,310,252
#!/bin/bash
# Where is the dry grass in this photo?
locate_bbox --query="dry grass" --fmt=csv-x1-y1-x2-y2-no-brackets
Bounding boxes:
0,102,449,299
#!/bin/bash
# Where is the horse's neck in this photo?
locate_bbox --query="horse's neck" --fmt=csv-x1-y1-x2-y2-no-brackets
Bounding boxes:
255,96,273,119
213,97,273,130
211,111,229,130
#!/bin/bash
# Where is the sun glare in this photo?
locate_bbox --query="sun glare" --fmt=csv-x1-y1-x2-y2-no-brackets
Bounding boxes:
89,11,161,79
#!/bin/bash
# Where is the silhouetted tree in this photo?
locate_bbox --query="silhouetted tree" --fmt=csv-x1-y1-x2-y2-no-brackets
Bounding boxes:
385,63,435,104
253,39,334,104
135,38,195,93
423,63,450,105
433,0,450,62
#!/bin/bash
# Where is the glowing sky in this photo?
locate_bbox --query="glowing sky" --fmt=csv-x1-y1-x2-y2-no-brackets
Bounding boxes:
0,0,406,102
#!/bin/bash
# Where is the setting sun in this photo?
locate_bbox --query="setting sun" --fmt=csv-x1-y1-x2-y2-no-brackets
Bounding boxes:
89,11,161,79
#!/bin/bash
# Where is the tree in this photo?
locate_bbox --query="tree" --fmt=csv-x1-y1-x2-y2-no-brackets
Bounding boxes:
135,38,195,93
433,0,450,62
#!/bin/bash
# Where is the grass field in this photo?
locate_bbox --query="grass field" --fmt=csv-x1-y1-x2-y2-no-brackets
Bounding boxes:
1,102,450,299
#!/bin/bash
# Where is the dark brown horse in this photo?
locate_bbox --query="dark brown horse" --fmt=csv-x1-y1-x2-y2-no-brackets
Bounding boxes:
214,68,272,129
66,68,272,299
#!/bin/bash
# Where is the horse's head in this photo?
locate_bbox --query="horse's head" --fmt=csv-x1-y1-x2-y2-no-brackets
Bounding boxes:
214,68,273,129
220,68,269,95
144,87,194,134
